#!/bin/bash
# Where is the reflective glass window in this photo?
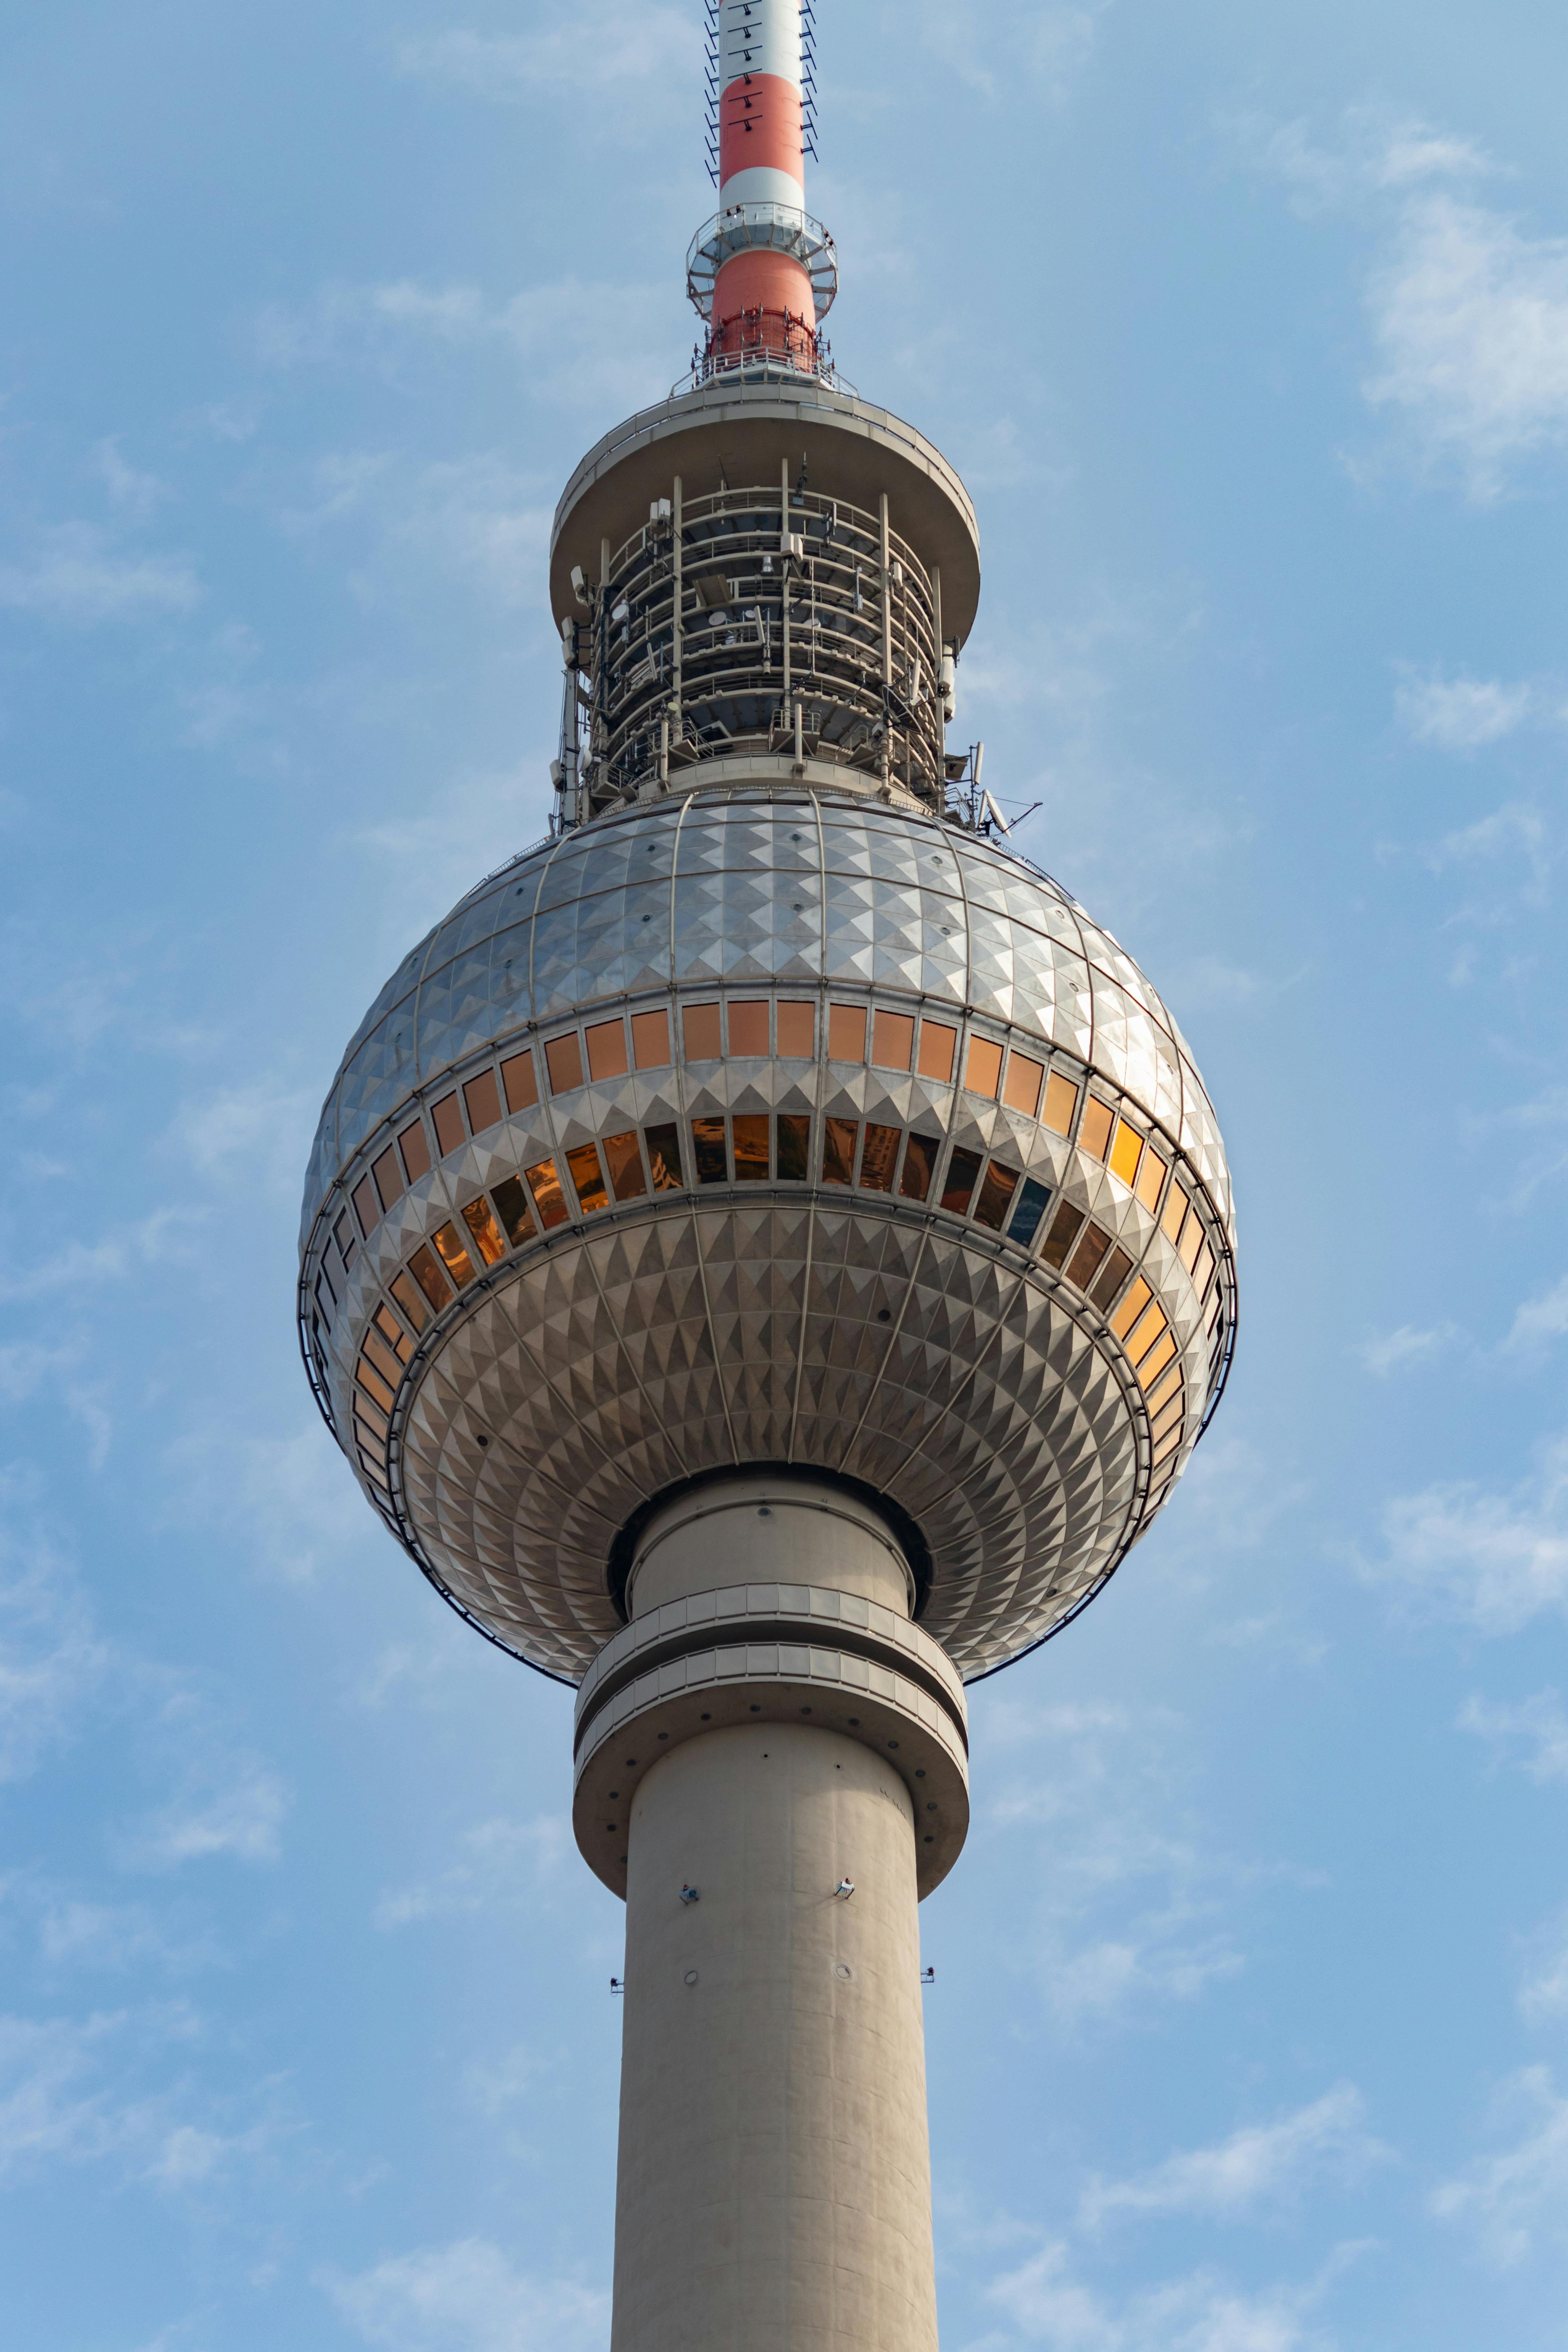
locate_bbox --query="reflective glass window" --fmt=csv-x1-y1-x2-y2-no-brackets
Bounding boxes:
917,1020,956,1082
357,1428,389,1471
354,1394,390,1440
1111,1276,1152,1340
391,1270,431,1331
777,1115,810,1180
356,1357,396,1414
900,1133,939,1201
829,1004,867,1062
975,1162,1020,1230
462,1197,508,1263
363,1456,392,1495
431,1094,465,1156
1041,1202,1086,1270
333,1210,357,1270
1003,1052,1044,1117
1192,1241,1214,1300
684,1004,721,1059
604,1131,646,1201
463,1071,502,1135
1126,1300,1167,1363
728,1002,769,1057
1147,1363,1183,1417
1008,1177,1052,1245
372,1145,405,1211
646,1124,684,1191
546,1033,584,1093
1162,1183,1190,1245
567,1144,609,1213
1139,1332,1178,1389
352,1175,379,1235
491,1175,534,1246
1109,1120,1143,1187
860,1123,900,1192
733,1115,769,1180
631,1010,671,1070
1079,1098,1114,1161
525,1160,569,1229
777,1001,815,1056
1151,1424,1182,1468
432,1222,477,1287
1042,1072,1078,1136
1066,1224,1112,1290
1179,1213,1205,1273
407,1245,452,1313
585,1020,629,1081
965,1037,1003,1099
363,1328,404,1390
872,1011,914,1071
398,1119,431,1185
1091,1246,1134,1311
314,1272,335,1323
823,1118,859,1184
692,1117,728,1183
501,1049,539,1113
1135,1143,1167,1213
374,1305,413,1363
941,1146,983,1215
1151,1395,1183,1446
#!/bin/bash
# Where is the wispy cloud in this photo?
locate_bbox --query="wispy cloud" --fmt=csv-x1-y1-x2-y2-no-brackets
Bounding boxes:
1395,668,1534,748
0,522,199,624
1078,2086,1383,2229
1459,1689,1568,1783
122,1760,289,1871
1368,1431,1568,1632
983,2235,1342,2350
1505,1273,1568,1354
373,1815,570,1930
0,1506,109,1784
915,1,1113,106
1520,1915,1568,2024
93,439,169,522
323,2236,608,2352
394,6,698,104
1358,1322,1457,1377
1432,2066,1568,2263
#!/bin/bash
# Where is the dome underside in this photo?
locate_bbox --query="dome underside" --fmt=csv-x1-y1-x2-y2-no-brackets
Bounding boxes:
393,1200,1163,1683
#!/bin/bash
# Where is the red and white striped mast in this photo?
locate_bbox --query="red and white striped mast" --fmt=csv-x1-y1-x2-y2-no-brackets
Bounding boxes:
687,0,837,379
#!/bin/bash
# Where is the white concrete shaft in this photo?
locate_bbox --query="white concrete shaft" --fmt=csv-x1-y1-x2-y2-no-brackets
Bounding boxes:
609,1477,940,2352
611,1726,938,2352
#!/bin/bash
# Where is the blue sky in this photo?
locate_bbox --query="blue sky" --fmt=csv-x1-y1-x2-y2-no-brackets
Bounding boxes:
4,2,1568,2345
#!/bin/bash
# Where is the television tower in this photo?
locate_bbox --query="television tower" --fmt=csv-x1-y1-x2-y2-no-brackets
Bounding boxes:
299,5,1237,2343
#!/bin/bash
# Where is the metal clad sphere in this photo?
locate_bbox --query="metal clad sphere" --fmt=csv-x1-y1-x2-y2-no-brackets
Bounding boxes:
300,786,1236,1683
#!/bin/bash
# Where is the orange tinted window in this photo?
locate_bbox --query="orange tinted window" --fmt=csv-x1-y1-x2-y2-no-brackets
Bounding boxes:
964,1037,1003,1098
1192,1241,1215,1300
604,1132,646,1201
646,1124,683,1190
431,1094,464,1156
691,1118,727,1183
974,1163,1019,1230
389,1271,429,1332
684,1004,721,1059
942,1146,983,1215
1091,1246,1134,1311
733,1115,769,1178
567,1144,609,1213
776,1002,815,1057
363,1329,402,1389
1139,1330,1178,1388
1162,1184,1190,1245
585,1020,628,1081
917,1021,956,1082
372,1146,404,1211
1126,1302,1167,1364
1135,1143,1167,1212
463,1070,502,1135
461,1198,507,1265
822,1118,858,1183
432,1223,476,1287
398,1120,430,1185
828,1004,866,1062
1147,1363,1183,1417
900,1133,939,1201
373,1305,413,1362
1042,1072,1078,1135
525,1160,568,1228
352,1176,379,1235
353,1393,389,1439
728,1001,769,1057
545,1033,584,1093
407,1245,451,1312
860,1124,900,1191
631,1009,670,1070
1003,1052,1044,1117
1179,1214,1204,1273
1109,1120,1143,1186
491,1176,533,1246
355,1357,396,1414
872,1010,915,1071
1041,1202,1085,1270
500,1050,538,1113
1111,1278,1151,1340
1066,1225,1113,1290
1079,1098,1114,1161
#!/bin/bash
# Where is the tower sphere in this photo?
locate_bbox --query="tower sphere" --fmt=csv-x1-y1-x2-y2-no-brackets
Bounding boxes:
298,383,1235,1700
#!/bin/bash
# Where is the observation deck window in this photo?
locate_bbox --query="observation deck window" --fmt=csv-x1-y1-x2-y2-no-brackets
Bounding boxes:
872,1011,915,1072
604,1132,647,1201
398,1118,431,1185
1161,1183,1190,1245
502,1050,539,1113
1041,1203,1085,1270
462,1198,507,1266
692,1118,728,1183
728,1002,770,1057
632,1011,671,1070
822,1118,857,1185
860,1124,900,1192
964,1038,1003,1100
464,1070,502,1135
917,1022,956,1083
1079,1098,1114,1162
1135,1142,1168,1212
941,1147,983,1216
1109,1119,1144,1188
432,1222,476,1288
431,1094,465,1156
1008,1178,1052,1245
407,1245,452,1313
567,1145,610,1213
900,1133,939,1201
733,1115,770,1180
778,1115,810,1180
777,1002,815,1057
586,1020,629,1082
647,1124,684,1189
1111,1277,1152,1341
491,1176,535,1247
390,1270,431,1331
828,1004,867,1062
373,1146,404,1212
546,1034,585,1095
684,1004,722,1060
352,1176,378,1236
526,1159,569,1228
1043,1073,1079,1136
1003,1053,1044,1118
974,1162,1020,1230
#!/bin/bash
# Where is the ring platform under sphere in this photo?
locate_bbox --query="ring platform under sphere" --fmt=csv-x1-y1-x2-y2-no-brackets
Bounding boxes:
299,780,1236,1684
